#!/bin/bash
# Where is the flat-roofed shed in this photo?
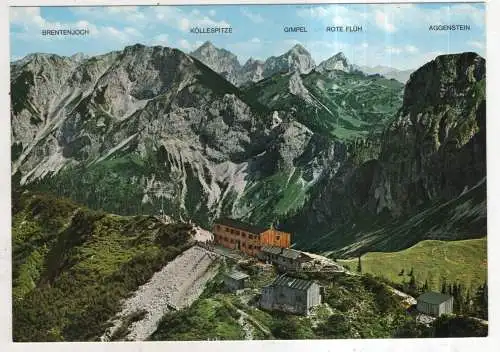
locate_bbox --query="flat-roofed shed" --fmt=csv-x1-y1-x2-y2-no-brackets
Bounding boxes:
223,270,250,291
417,292,454,317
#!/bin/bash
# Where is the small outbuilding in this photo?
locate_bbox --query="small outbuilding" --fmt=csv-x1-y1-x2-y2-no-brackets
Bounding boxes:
223,271,250,292
416,292,454,317
259,274,321,315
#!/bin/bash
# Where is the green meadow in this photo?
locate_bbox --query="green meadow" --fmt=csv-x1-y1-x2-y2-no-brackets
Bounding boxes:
338,238,487,292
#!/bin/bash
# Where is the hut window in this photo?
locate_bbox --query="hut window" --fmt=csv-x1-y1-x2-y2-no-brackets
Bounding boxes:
276,236,280,240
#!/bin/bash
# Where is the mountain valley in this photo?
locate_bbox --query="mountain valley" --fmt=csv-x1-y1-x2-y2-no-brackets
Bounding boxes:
11,42,486,256
10,39,488,341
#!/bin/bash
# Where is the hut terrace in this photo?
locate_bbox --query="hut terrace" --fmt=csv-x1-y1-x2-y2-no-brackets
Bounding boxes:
213,218,291,257
259,274,321,315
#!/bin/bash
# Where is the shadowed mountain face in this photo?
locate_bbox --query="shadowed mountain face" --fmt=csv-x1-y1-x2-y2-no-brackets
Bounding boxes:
11,43,486,255
286,52,486,255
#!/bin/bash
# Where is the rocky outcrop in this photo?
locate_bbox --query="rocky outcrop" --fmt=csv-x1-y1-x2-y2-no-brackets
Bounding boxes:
377,52,486,216
239,58,265,85
286,52,486,253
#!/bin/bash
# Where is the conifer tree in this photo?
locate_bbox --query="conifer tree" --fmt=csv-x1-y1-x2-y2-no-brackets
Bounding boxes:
409,273,417,293
357,255,362,273
465,289,472,314
440,278,447,294
473,282,488,320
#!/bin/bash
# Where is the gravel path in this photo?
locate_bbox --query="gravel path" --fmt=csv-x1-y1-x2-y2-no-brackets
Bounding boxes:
101,246,220,341
193,226,213,242
237,314,254,340
226,300,271,338
301,251,345,271
390,287,417,306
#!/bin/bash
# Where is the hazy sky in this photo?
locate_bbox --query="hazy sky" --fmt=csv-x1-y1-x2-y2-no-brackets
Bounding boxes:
10,3,485,70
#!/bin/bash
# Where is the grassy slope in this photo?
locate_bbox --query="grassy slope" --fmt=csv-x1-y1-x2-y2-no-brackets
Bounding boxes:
338,238,487,292
12,191,194,341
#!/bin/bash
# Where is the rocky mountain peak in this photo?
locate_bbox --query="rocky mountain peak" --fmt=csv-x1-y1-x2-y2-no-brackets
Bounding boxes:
403,52,485,110
263,44,315,77
333,51,347,60
290,43,309,55
190,41,241,85
123,43,147,54
15,53,70,67
316,52,352,73
192,41,227,58
197,41,215,50
192,41,238,61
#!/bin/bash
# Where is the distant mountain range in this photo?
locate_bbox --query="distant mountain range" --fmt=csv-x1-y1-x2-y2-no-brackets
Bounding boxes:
190,41,413,85
11,40,485,257
354,64,414,83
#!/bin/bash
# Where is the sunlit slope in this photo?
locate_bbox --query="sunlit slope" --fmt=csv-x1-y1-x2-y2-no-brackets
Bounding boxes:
338,237,486,291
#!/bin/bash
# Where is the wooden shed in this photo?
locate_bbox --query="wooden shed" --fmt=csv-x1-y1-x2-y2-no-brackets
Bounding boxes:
416,292,454,317
223,271,250,292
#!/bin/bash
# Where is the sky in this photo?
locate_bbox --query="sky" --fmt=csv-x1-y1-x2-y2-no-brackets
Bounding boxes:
10,3,486,71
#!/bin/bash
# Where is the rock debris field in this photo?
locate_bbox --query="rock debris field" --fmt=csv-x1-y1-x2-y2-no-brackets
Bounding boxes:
101,245,220,341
